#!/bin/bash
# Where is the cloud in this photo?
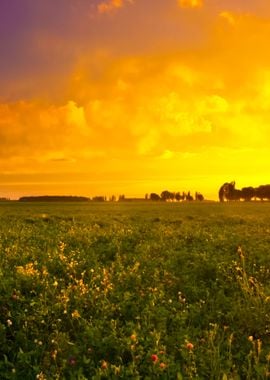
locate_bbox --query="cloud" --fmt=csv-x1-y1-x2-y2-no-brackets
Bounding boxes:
177,0,203,9
66,29,270,160
0,100,90,160
98,0,133,14
1,1,270,198
219,11,237,26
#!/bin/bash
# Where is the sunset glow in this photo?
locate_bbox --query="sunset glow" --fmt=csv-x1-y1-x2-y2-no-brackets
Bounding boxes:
1,0,270,200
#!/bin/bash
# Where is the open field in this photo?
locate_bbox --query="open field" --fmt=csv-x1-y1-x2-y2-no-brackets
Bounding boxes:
1,201,270,379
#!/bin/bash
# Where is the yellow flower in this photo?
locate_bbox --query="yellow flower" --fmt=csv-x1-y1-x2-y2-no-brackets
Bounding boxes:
36,372,46,380
71,310,80,319
16,262,39,277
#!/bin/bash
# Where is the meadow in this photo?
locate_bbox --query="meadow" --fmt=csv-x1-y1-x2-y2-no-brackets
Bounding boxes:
0,201,270,379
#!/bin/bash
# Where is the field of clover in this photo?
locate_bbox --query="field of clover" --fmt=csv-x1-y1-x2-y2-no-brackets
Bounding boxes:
0,201,270,379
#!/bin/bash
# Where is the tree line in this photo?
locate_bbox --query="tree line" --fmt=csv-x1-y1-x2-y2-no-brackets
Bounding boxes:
147,190,204,202
219,182,270,202
18,196,91,202
17,191,205,202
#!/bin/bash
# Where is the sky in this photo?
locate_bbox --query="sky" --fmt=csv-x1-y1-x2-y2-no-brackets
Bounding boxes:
0,0,270,200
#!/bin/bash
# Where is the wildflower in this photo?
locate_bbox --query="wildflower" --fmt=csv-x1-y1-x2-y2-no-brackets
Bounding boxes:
113,365,121,375
41,266,48,276
248,335,254,342
186,342,194,350
68,356,76,366
16,262,39,277
101,360,108,369
71,310,80,319
11,293,18,300
36,372,46,380
159,362,166,369
51,350,58,360
151,354,159,363
130,334,137,341
7,319,12,327
59,241,66,252
237,246,244,259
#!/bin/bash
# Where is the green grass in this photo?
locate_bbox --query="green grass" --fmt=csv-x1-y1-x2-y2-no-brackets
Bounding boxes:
0,201,270,379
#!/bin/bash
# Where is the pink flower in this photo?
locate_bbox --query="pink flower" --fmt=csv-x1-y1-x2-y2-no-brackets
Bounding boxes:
151,354,158,363
68,356,76,366
101,360,108,369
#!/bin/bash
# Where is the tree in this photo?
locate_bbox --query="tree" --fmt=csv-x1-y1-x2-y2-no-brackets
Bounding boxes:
161,190,173,201
175,192,183,201
255,185,270,201
150,193,160,201
186,191,193,201
195,192,204,201
92,196,105,202
241,187,255,201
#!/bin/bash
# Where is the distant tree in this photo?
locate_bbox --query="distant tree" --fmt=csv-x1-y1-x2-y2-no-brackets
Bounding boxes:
92,196,106,202
241,187,255,201
161,190,172,201
118,194,126,201
186,191,193,201
255,185,270,201
218,182,232,202
169,192,175,201
175,192,183,201
18,196,90,202
150,193,160,201
195,192,204,201
219,181,270,202
218,181,241,201
145,193,149,200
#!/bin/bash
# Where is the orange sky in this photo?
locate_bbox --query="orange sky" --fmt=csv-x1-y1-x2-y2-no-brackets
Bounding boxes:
0,0,270,200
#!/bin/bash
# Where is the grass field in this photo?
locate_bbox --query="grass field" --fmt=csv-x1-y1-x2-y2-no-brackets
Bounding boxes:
0,201,270,379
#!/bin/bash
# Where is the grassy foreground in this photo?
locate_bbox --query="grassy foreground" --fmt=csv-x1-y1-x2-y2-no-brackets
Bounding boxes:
0,201,270,379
